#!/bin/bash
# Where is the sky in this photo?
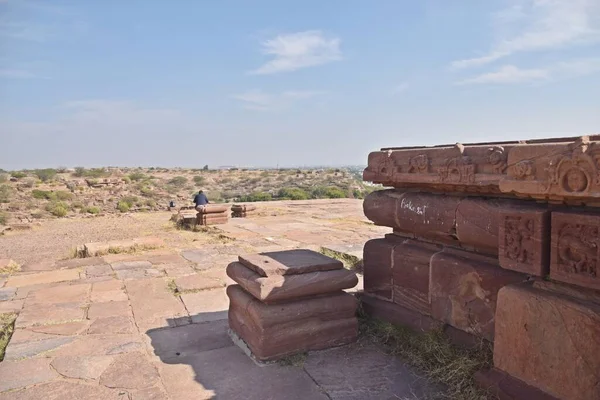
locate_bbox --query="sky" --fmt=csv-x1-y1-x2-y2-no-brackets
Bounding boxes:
1,0,600,170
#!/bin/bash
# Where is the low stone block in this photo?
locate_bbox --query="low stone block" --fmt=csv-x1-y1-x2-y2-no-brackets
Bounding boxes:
239,249,342,277
430,250,525,341
231,204,257,212
363,238,394,300
196,204,229,214
498,206,550,276
550,211,600,291
226,262,358,303
494,283,600,400
229,306,357,361
360,295,443,333
227,285,356,330
393,239,440,315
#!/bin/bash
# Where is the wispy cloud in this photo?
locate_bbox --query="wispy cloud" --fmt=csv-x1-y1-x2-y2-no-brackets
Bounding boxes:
0,68,38,79
231,90,326,111
457,57,600,85
456,65,550,85
452,0,600,69
250,31,342,75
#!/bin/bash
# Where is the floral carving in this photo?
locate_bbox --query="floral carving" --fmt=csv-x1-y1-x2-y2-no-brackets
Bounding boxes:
438,156,475,183
512,161,535,180
488,146,507,174
408,155,429,173
504,217,535,265
545,136,600,194
557,223,599,277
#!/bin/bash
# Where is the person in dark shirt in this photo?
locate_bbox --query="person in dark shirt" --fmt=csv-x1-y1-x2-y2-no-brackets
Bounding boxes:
193,190,209,211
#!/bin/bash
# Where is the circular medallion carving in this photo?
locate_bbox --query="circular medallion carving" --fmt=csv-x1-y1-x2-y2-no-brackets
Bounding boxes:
562,167,588,192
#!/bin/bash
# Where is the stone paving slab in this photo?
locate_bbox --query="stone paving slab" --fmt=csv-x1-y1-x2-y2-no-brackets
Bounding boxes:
180,289,229,324
0,381,130,400
0,287,16,301
0,357,58,392
174,274,224,292
0,299,23,313
6,269,80,287
15,301,86,328
157,345,330,400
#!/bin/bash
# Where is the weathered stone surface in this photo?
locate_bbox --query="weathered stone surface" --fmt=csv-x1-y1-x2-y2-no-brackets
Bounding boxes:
494,283,600,400
226,262,358,303
364,190,460,244
430,250,526,341
227,285,357,329
129,386,169,400
475,368,561,400
30,320,89,335
180,289,229,323
498,206,551,276
158,345,329,400
111,260,152,270
26,283,90,305
0,358,57,392
55,256,106,269
91,280,128,302
116,267,163,280
84,237,164,257
197,215,229,225
85,264,113,277
146,319,232,360
362,238,393,300
304,342,443,400
125,278,189,331
88,300,131,318
4,335,74,360
174,273,223,292
393,239,440,315
196,204,230,214
162,264,196,277
0,381,128,400
456,198,542,256
6,269,80,287
239,249,343,277
51,355,114,380
49,334,143,357
229,306,357,361
145,253,186,265
180,249,218,265
361,295,443,333
231,204,257,212
0,299,23,313
16,301,86,328
100,351,160,390
0,287,16,301
550,211,600,291
88,316,136,334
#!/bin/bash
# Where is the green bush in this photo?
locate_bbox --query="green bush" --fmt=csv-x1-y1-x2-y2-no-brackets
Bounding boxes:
193,175,206,185
128,172,146,181
46,201,69,217
34,168,57,182
238,192,272,202
324,186,347,199
73,167,86,177
10,171,27,179
85,206,100,214
117,201,130,213
145,199,157,208
139,186,154,197
55,191,73,201
32,190,57,200
0,211,7,225
122,176,131,184
168,176,188,187
278,187,309,200
120,196,138,208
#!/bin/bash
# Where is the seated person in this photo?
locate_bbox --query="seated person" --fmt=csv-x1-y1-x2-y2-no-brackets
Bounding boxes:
193,190,209,211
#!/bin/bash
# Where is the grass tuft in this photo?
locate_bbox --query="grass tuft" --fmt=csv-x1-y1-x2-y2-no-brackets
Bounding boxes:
0,260,21,275
320,247,363,273
0,313,17,361
277,352,307,368
359,312,494,400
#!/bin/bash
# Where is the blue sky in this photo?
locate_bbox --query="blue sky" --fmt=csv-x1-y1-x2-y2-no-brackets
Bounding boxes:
1,0,599,170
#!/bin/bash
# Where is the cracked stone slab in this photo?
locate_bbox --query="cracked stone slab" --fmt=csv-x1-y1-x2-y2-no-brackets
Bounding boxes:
88,316,136,335
0,381,129,400
99,351,160,390
0,287,16,301
25,284,91,305
0,299,23,313
16,302,86,328
51,355,114,380
180,289,229,324
0,358,58,392
111,261,152,271
6,269,81,288
88,301,131,319
4,335,75,360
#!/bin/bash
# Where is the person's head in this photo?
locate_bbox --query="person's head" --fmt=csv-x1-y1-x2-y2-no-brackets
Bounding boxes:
198,190,203,194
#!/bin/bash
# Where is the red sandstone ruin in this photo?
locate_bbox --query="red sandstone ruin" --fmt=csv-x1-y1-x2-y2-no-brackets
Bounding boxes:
362,135,600,400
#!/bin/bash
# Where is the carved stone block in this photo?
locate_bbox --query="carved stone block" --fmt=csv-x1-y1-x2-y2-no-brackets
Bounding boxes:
494,283,600,400
430,249,526,341
498,207,550,276
392,240,441,315
550,212,600,291
363,239,394,300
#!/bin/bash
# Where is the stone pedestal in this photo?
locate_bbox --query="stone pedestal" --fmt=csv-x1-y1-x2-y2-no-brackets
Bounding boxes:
231,204,257,218
226,249,359,361
196,204,229,226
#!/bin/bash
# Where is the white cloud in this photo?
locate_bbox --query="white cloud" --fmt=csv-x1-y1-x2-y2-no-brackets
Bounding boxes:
452,0,600,68
456,65,550,85
250,31,342,75
0,69,38,78
231,90,326,111
457,57,600,85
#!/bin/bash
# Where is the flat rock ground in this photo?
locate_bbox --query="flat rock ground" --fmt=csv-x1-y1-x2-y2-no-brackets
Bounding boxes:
0,199,441,399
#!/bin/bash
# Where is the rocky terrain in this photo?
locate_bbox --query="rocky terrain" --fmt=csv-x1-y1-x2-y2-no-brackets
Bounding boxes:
0,166,374,226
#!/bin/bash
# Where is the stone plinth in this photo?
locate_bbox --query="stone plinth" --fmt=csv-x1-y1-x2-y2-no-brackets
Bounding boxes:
231,204,257,218
196,204,230,226
493,282,600,400
226,249,358,361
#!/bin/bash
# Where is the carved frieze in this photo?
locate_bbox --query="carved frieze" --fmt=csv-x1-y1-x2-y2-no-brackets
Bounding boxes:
408,155,429,173
488,146,507,174
438,156,475,184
